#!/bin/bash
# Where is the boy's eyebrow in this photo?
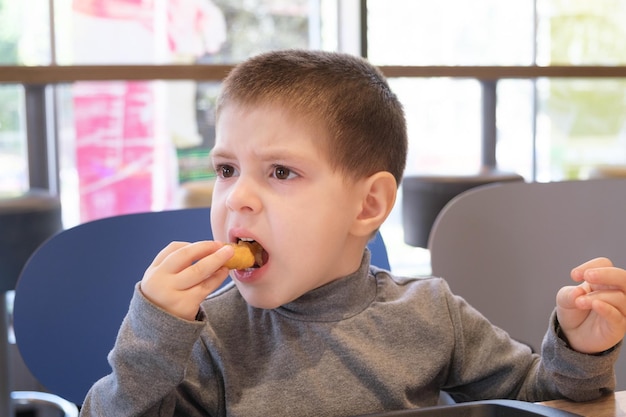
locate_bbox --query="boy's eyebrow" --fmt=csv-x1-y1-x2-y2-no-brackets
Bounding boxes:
210,148,234,160
211,147,313,163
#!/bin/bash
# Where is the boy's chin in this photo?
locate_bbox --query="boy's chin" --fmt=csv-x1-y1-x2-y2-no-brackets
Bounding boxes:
238,286,296,310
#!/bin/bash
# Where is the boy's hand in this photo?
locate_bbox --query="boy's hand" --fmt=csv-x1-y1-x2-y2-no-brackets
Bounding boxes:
140,241,235,321
556,257,626,354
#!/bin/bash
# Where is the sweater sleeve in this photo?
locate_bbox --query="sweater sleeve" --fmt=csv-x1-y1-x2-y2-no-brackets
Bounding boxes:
442,283,619,403
79,283,211,417
535,310,620,401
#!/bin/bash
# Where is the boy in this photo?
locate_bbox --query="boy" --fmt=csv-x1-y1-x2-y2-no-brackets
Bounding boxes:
80,50,626,416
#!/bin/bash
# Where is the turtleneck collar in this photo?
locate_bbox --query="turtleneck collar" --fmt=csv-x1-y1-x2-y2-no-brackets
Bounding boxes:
275,250,377,322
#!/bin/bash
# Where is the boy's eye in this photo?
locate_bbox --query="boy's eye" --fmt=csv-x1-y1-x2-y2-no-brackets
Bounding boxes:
273,165,295,180
218,164,236,178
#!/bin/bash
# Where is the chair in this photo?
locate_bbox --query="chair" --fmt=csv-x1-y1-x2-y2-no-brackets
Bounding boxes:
0,189,76,416
428,178,626,389
401,169,524,248
12,207,390,407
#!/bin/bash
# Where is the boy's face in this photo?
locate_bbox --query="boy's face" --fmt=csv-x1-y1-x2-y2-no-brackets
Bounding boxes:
210,103,369,309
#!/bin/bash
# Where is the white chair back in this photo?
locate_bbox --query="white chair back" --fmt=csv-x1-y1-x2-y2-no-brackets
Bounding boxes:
429,179,626,389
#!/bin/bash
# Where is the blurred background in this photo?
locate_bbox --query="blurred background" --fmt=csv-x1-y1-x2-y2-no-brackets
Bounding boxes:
1,0,626,275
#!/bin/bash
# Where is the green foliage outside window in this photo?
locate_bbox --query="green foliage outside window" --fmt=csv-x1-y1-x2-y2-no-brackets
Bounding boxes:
210,0,309,63
541,0,626,177
0,0,18,65
0,0,22,133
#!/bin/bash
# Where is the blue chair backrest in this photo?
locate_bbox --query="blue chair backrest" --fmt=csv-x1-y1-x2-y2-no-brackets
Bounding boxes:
13,207,389,405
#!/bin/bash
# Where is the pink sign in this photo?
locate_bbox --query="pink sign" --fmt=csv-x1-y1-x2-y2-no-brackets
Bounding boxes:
73,81,155,221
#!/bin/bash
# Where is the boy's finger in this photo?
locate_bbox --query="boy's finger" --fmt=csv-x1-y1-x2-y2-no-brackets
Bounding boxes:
576,290,626,318
150,241,190,267
188,245,235,277
571,257,614,282
556,285,587,310
583,267,626,291
161,240,225,273
177,244,235,289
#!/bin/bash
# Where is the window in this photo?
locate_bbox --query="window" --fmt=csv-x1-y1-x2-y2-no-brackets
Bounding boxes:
0,0,51,194
368,0,626,182
1,0,625,274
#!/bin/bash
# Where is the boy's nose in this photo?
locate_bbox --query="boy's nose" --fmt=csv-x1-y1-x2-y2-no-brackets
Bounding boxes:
225,176,261,213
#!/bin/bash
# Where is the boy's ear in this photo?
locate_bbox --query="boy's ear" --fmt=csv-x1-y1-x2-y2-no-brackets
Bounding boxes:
351,171,397,237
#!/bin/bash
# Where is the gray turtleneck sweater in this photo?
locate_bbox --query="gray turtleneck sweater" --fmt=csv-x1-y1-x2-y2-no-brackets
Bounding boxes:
79,252,618,417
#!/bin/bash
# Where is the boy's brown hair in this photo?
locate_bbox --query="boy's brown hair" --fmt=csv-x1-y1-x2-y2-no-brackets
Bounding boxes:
216,49,408,186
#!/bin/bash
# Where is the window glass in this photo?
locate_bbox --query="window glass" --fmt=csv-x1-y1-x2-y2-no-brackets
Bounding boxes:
0,0,50,194
367,0,535,66
0,0,20,65
536,0,626,65
367,0,535,181
209,0,311,63
368,0,626,184
536,0,626,179
0,0,51,65
495,80,536,179
536,78,626,181
0,85,28,194
390,78,482,176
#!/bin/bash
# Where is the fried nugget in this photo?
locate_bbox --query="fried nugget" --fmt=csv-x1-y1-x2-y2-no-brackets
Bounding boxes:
224,241,263,270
